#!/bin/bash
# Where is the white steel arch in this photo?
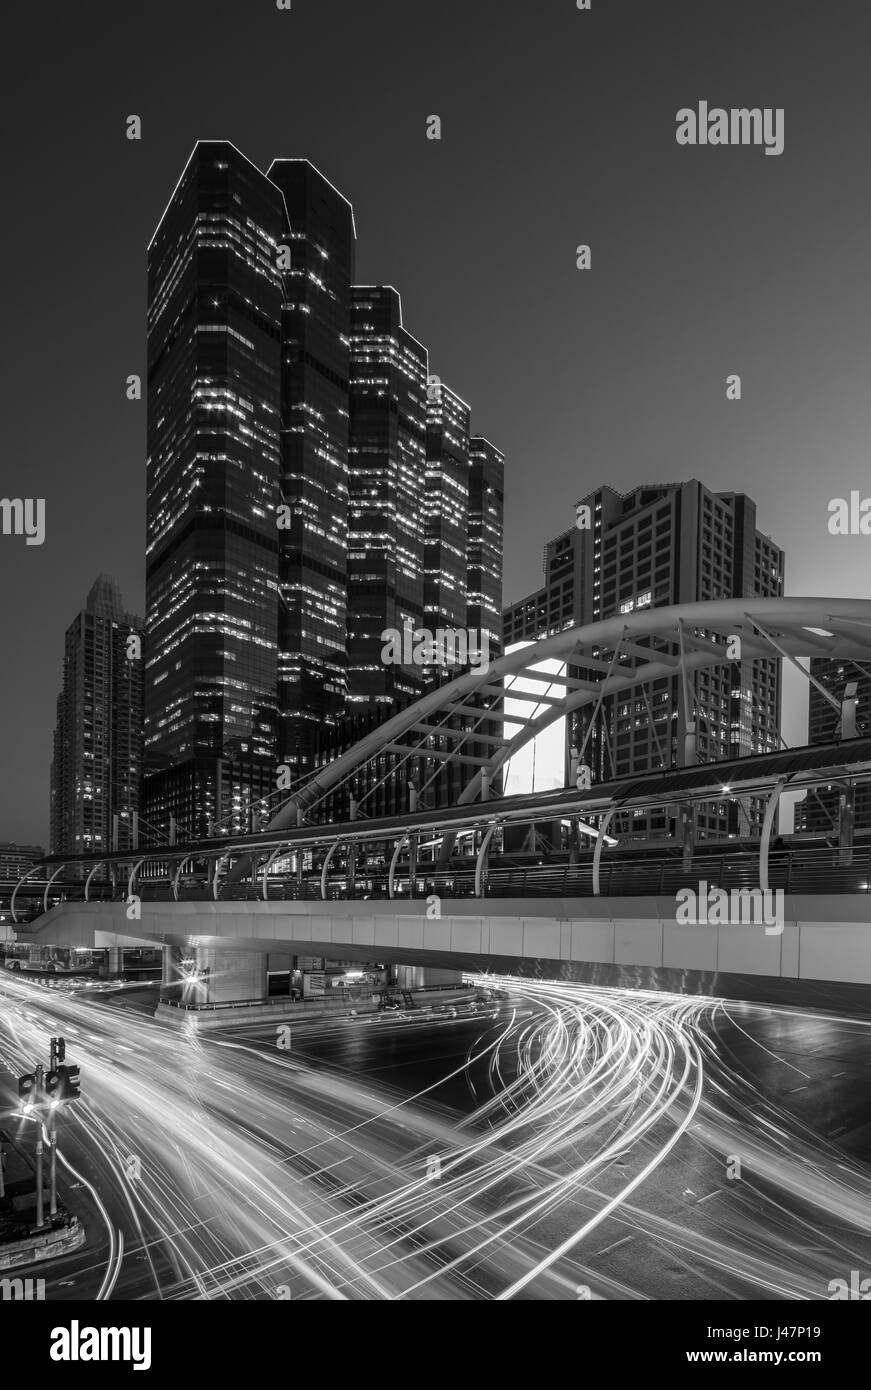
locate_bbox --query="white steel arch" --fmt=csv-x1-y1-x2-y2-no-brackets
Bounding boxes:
262,598,871,830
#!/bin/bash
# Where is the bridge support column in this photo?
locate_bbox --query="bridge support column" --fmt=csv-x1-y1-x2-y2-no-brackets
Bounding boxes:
192,948,268,1006
677,803,694,868
160,944,186,1002
759,778,786,893
592,809,616,896
838,784,855,866
408,835,418,898
475,822,498,897
103,946,123,976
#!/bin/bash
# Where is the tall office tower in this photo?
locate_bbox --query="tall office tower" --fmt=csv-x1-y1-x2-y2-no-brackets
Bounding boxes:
144,142,284,841
424,381,470,632
503,481,784,840
50,577,143,857
421,426,507,810
466,435,505,658
458,435,507,806
797,659,871,833
418,378,476,813
345,285,428,707
267,160,355,777
313,304,507,822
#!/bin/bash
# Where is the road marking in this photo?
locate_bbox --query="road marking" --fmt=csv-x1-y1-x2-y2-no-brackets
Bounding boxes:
594,1235,634,1257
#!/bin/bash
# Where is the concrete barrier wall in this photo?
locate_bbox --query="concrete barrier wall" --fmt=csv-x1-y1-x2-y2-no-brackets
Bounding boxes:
155,984,476,1030
20,896,871,986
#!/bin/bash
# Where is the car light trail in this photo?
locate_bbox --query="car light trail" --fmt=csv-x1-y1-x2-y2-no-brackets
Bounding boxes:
1,971,869,1299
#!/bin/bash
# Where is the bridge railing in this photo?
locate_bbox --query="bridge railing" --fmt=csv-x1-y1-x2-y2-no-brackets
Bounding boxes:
9,844,871,921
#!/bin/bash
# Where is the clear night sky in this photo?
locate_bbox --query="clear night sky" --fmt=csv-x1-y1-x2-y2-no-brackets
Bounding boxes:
3,0,870,846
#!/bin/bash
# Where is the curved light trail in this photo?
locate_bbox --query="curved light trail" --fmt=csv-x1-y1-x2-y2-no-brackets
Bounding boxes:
0,970,869,1299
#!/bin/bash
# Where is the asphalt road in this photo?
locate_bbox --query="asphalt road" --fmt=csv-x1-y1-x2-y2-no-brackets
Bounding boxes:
1,972,870,1300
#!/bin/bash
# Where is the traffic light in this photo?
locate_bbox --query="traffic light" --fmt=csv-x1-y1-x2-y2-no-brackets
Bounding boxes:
50,1036,66,1066
17,1072,36,1104
45,1069,62,1103
57,1065,81,1102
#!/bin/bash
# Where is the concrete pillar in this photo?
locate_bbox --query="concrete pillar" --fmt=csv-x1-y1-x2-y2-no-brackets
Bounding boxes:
104,946,123,977
160,944,185,1003
195,948,268,1006
838,785,855,866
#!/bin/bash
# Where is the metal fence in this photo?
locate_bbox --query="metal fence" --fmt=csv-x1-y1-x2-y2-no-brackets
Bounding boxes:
10,844,871,919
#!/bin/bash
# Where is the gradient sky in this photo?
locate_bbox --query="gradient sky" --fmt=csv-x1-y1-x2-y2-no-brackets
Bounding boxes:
2,0,870,845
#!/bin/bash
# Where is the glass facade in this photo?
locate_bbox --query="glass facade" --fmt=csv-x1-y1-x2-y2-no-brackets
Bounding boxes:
267,160,355,776
346,285,428,706
424,381,470,632
144,142,283,839
144,143,506,834
466,435,505,660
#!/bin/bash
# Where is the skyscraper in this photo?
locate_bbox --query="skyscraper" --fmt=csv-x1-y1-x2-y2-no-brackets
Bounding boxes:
424,380,470,633
345,285,428,707
267,160,355,776
144,142,284,840
466,435,505,661
503,481,784,839
314,326,505,821
144,144,506,835
50,577,143,856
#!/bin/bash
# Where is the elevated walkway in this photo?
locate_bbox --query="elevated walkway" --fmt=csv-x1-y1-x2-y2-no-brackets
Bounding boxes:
20,892,871,997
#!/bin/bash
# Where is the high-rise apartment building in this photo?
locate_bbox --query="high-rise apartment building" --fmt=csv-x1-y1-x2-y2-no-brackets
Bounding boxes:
503,481,784,839
50,577,143,856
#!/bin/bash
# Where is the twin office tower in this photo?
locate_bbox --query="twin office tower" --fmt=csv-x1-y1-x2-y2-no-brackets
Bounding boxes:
145,142,504,840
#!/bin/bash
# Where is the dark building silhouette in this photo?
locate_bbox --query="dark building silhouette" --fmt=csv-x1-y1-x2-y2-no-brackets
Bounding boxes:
50,577,143,856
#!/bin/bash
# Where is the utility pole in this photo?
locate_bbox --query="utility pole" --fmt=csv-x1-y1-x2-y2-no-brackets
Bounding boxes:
15,1037,79,1233
34,1064,44,1228
49,1124,58,1217
408,783,418,896
48,1038,64,1218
